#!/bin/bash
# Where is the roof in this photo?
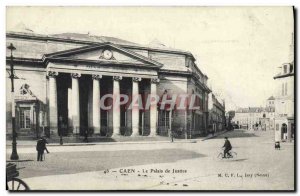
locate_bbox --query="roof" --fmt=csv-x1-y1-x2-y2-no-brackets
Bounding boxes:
267,96,275,100
236,107,263,113
7,31,194,58
236,106,275,113
51,33,140,46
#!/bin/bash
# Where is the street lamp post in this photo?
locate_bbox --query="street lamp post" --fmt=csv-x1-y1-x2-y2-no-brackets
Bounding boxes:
8,43,19,160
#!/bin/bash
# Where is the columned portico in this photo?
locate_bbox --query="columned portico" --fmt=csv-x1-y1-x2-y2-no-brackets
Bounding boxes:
7,32,213,143
132,77,141,136
45,44,162,138
71,73,81,134
150,78,159,136
92,74,102,134
112,76,122,136
48,71,59,135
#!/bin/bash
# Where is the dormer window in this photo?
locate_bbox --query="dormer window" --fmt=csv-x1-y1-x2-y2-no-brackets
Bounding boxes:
283,64,287,74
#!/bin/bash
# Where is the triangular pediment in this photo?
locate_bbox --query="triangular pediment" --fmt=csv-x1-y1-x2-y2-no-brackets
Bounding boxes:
44,43,163,69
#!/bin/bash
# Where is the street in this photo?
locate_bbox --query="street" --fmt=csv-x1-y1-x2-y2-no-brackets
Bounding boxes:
6,129,294,190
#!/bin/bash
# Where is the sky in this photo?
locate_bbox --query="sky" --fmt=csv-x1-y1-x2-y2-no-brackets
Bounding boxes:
6,6,294,111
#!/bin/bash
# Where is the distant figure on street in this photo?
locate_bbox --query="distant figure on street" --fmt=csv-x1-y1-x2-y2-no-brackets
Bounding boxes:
275,141,281,150
222,137,232,158
36,137,49,161
84,129,89,143
170,130,174,142
208,125,214,136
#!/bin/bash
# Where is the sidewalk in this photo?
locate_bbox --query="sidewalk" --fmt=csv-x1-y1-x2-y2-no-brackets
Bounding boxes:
6,138,199,147
6,130,229,147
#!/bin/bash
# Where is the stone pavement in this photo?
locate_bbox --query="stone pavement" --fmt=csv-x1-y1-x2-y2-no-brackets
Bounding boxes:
6,130,229,147
7,129,295,190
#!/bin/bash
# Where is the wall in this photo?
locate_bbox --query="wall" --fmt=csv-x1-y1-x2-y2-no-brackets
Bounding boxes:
6,38,85,58
274,76,294,118
6,64,47,134
149,51,187,72
158,75,188,134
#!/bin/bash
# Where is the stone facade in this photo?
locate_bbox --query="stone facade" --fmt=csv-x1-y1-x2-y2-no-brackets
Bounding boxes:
273,62,294,142
232,98,275,131
208,93,226,133
6,32,211,139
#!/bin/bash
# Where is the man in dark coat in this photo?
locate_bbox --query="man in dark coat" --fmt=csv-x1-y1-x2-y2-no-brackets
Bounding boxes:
222,137,232,158
36,137,49,161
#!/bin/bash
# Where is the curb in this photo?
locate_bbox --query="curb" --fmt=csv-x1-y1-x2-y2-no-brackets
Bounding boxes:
6,139,200,147
201,130,229,141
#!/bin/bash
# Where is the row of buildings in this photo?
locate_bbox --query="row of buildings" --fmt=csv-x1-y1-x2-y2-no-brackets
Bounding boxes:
208,93,226,133
6,31,226,140
232,97,275,131
232,62,294,142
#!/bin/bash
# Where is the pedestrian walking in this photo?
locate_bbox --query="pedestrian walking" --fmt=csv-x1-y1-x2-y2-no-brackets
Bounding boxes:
275,141,281,150
84,129,89,143
36,136,49,161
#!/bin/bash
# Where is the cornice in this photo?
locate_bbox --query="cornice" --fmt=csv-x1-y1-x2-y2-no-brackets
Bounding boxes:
7,32,195,59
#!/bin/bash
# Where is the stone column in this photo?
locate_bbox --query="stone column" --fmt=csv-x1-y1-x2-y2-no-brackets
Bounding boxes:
112,76,122,137
92,74,102,134
71,73,81,134
48,71,59,136
149,78,159,136
132,77,141,136
67,88,72,130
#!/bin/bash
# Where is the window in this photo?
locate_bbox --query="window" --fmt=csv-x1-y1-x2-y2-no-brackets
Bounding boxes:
158,110,170,129
19,107,31,129
276,124,279,131
283,65,287,74
290,64,293,73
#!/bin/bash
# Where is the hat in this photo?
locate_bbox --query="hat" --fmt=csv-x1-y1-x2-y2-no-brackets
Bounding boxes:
224,137,228,139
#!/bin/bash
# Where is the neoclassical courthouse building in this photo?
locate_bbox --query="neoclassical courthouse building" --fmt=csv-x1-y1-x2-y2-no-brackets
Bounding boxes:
6,32,211,140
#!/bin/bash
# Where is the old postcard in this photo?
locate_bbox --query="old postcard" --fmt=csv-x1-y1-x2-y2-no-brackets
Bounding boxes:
5,6,295,191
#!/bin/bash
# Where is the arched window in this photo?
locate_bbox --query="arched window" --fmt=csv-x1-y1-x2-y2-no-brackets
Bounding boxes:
281,123,287,133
